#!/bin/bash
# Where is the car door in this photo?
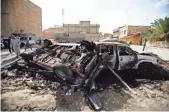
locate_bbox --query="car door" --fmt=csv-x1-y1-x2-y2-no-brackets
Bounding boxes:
99,44,118,69
117,45,137,70
106,45,117,69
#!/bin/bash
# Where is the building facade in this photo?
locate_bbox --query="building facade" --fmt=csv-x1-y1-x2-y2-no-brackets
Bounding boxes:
1,0,42,37
113,25,150,44
63,21,99,34
63,21,100,41
113,25,150,39
42,27,63,38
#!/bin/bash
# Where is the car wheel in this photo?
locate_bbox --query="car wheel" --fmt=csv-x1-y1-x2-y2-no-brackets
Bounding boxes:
138,62,155,78
53,63,73,83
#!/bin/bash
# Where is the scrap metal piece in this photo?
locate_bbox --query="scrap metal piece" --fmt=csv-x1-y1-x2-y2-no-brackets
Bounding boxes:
1,57,22,70
108,66,137,95
88,92,102,110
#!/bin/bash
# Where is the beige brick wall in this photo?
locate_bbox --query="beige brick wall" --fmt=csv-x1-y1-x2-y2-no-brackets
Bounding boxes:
10,0,42,36
147,41,169,47
90,28,97,33
63,21,100,34
1,0,42,37
42,27,63,38
128,26,150,34
119,25,150,38
85,34,100,41
80,21,90,26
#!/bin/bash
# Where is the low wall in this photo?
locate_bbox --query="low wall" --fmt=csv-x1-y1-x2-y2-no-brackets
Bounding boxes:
146,41,169,48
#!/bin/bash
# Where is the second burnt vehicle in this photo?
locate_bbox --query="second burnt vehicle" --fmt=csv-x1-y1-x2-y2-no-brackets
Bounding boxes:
11,40,158,110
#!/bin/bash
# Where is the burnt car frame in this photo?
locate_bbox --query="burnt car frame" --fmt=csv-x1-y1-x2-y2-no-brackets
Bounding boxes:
2,40,159,110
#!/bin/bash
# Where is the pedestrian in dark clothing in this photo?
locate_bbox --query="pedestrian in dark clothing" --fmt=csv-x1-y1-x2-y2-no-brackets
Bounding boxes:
143,39,147,51
8,36,14,54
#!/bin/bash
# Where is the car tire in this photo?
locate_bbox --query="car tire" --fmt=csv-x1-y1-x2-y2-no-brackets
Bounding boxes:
138,62,155,78
53,63,73,83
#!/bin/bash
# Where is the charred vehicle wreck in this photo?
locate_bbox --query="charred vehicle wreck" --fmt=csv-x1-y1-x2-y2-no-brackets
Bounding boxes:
1,40,160,110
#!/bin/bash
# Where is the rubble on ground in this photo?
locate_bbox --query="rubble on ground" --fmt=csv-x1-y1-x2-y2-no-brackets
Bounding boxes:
1,63,169,111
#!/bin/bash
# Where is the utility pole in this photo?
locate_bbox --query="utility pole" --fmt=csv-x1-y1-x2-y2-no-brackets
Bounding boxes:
124,9,129,43
126,9,129,36
62,8,64,27
62,8,67,42
142,17,148,50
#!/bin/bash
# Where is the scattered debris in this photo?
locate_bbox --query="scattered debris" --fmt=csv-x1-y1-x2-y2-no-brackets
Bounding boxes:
1,40,169,111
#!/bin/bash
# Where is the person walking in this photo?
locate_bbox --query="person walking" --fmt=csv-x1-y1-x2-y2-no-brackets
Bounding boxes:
143,39,147,51
8,36,14,54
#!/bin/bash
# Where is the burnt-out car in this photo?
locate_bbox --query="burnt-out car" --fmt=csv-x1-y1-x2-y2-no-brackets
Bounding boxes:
3,40,158,110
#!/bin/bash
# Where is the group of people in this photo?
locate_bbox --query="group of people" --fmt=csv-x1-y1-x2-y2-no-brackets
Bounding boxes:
8,33,34,57
8,34,21,57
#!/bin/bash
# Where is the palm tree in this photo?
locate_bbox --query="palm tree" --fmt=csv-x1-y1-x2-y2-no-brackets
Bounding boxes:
151,17,169,40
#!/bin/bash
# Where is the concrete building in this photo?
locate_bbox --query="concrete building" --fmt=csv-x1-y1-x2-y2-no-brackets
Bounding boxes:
63,21,99,34
85,33,101,41
113,25,150,39
1,0,42,37
63,21,100,41
42,27,63,38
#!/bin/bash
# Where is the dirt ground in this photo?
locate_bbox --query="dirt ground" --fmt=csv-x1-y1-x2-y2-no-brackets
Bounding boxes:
1,63,169,111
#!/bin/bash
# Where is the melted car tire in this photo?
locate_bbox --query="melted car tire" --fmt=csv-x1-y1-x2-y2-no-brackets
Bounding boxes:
53,63,73,83
138,62,155,78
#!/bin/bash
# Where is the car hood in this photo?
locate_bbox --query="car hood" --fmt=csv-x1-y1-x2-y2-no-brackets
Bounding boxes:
137,54,158,64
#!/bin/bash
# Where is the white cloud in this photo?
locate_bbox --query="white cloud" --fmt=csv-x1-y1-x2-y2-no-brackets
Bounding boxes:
154,0,169,8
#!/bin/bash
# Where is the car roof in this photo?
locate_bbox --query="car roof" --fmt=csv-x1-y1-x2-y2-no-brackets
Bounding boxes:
56,41,126,47
56,43,80,46
95,42,124,45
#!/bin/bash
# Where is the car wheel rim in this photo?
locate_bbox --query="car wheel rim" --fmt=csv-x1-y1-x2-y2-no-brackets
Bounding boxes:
57,71,66,80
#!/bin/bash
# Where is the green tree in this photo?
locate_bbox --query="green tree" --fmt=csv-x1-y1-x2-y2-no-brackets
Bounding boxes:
141,17,169,41
151,17,169,41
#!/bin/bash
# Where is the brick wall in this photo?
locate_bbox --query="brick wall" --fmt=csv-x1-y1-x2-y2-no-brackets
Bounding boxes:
1,0,42,37
42,27,64,38
85,34,100,41
147,41,169,47
128,26,150,34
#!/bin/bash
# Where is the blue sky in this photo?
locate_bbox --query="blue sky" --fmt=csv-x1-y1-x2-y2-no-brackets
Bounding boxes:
31,0,169,33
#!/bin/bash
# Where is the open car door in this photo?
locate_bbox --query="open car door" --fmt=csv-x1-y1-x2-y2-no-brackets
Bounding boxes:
117,45,138,70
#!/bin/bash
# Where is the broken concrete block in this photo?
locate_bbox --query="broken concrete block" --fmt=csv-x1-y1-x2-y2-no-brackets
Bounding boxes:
23,81,39,90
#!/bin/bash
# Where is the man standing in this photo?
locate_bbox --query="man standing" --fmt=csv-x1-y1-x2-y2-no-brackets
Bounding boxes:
12,34,21,57
24,38,29,51
8,36,14,54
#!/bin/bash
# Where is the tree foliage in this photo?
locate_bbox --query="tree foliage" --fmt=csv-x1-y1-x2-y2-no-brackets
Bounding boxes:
141,17,169,41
